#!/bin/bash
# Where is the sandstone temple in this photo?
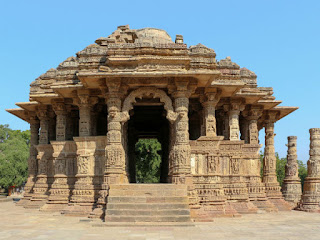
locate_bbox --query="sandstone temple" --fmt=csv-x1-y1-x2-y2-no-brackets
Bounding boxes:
9,25,315,222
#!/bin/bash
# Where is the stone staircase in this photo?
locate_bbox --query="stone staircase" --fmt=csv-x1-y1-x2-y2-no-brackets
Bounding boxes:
105,184,192,223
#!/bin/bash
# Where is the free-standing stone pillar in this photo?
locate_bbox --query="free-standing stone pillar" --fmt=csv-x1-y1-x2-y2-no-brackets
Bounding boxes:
282,136,302,206
300,128,320,212
18,112,39,206
263,111,282,198
27,105,53,208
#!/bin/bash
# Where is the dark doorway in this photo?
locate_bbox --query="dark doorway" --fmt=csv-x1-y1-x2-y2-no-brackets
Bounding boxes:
127,103,170,183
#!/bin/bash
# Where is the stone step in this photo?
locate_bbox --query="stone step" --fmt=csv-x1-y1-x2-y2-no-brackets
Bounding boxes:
105,215,191,222
110,184,187,191
106,209,190,216
107,196,189,204
109,184,187,197
105,184,191,223
94,222,195,227
107,203,189,210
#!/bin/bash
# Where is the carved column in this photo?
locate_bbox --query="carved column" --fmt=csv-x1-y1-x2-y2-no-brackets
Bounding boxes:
104,80,127,185
282,136,302,206
27,105,53,208
300,129,320,212
263,111,282,198
62,93,99,216
41,101,76,212
224,99,244,141
169,81,192,183
77,89,96,137
201,88,221,137
243,105,263,145
18,113,39,206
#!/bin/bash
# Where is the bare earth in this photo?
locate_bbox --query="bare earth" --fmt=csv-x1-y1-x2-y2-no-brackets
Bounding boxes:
0,201,319,240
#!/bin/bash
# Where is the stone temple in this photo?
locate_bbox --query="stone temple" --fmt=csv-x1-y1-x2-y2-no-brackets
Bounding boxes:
7,25,299,222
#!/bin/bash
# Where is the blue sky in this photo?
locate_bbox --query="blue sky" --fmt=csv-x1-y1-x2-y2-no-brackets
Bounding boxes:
1,1,319,163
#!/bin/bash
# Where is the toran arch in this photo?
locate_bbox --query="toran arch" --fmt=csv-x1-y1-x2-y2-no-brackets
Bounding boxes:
121,87,176,183
121,87,177,123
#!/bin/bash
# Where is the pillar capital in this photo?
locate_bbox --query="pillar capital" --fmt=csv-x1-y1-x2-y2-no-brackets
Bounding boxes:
264,110,279,124
242,105,263,120
36,105,49,121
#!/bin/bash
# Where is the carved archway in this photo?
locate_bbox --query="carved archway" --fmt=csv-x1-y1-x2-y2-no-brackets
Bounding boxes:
121,87,177,123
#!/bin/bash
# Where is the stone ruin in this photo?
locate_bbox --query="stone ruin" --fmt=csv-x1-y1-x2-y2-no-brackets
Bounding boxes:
7,25,318,223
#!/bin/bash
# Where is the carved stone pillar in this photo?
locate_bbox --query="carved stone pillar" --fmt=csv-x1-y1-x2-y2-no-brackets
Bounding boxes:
243,106,263,145
169,79,198,207
282,136,302,206
41,101,77,212
61,94,99,216
104,82,127,185
77,90,98,137
263,111,282,198
300,129,320,212
201,88,221,137
18,113,39,206
27,105,53,209
169,89,191,182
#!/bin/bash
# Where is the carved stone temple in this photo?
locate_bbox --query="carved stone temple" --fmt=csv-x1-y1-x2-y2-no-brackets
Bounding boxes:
7,25,299,222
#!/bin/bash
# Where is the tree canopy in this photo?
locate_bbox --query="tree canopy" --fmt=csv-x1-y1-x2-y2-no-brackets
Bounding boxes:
0,124,30,190
135,138,162,183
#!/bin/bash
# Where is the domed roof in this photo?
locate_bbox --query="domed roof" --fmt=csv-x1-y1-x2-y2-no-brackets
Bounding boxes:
135,28,173,44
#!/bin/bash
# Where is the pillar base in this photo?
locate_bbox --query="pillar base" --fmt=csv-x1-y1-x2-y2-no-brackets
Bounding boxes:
300,178,320,212
282,179,302,206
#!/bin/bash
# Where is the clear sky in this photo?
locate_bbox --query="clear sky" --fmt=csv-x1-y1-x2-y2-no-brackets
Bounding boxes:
1,1,319,163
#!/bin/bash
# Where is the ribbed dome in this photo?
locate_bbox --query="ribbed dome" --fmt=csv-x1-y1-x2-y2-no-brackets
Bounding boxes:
135,28,173,44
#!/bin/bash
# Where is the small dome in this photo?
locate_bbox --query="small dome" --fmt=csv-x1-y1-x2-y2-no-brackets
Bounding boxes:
135,28,173,44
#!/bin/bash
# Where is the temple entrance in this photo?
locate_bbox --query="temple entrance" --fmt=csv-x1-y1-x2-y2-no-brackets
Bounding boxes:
127,104,170,183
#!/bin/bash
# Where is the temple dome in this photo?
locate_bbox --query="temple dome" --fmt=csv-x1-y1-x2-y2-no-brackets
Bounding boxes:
135,28,173,44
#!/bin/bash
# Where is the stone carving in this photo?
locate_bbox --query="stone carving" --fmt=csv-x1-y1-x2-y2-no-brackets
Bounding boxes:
263,111,282,199
122,87,177,123
9,25,298,219
230,158,240,174
282,136,302,206
300,129,320,212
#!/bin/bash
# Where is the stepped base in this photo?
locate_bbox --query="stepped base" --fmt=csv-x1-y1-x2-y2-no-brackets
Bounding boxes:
227,201,258,214
269,198,292,211
61,203,96,217
251,199,278,212
40,203,68,212
24,199,47,209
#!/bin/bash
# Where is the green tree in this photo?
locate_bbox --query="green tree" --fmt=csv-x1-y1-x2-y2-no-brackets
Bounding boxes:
297,160,308,189
0,124,30,190
135,138,162,183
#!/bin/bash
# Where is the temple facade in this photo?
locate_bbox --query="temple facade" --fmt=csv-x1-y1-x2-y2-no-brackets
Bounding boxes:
7,26,299,222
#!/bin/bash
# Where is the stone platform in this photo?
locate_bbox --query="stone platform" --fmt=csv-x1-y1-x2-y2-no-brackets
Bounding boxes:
2,201,320,240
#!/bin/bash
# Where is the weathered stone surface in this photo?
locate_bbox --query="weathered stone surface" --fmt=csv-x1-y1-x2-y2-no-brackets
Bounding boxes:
282,136,302,207
300,128,320,212
7,25,298,221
